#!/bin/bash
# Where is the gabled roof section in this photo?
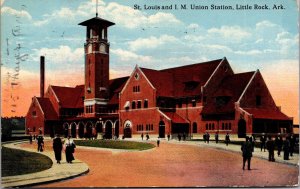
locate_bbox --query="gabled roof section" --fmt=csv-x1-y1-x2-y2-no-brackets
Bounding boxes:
36,97,58,120
78,16,115,27
140,68,173,96
51,85,84,108
108,76,129,104
243,108,292,121
202,71,255,115
140,59,222,97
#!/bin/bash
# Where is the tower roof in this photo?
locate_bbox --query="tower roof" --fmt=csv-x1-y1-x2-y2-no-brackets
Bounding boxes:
78,16,115,27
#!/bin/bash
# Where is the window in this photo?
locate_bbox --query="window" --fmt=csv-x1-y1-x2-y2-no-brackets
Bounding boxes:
256,95,261,106
144,100,148,108
222,123,225,130
206,123,208,130
225,123,228,130
86,105,93,113
229,123,232,130
32,111,36,116
212,123,215,130
193,122,197,133
132,101,136,109
137,101,141,109
151,124,153,130
192,100,196,107
146,124,149,131
133,85,140,93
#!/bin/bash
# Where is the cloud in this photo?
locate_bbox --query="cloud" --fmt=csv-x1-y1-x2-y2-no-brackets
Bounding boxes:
32,46,84,66
105,2,181,29
111,48,152,63
32,1,181,29
128,35,178,51
1,6,32,20
255,20,278,29
208,26,251,42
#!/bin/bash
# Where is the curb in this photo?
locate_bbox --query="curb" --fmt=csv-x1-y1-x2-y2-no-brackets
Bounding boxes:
2,142,90,188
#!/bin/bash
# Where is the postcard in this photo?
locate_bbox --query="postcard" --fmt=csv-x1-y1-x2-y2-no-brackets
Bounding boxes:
1,0,299,187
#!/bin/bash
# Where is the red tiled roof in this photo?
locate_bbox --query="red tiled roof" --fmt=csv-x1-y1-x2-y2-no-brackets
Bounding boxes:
162,112,188,124
243,108,291,121
36,97,58,120
140,68,173,96
202,72,255,115
51,85,84,108
141,59,222,97
108,77,129,104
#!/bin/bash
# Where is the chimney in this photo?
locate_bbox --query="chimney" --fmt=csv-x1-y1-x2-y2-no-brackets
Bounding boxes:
40,56,45,98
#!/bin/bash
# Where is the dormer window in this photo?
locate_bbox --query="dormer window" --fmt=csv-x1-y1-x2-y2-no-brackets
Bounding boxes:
215,96,231,107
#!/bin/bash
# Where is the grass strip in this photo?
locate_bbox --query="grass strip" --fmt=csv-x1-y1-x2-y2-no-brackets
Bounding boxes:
75,140,155,150
2,146,53,177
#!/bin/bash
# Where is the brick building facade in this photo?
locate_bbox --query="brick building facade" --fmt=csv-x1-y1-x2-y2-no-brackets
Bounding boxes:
26,16,293,139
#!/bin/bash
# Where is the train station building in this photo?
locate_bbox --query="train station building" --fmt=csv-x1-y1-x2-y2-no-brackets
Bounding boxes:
26,15,293,139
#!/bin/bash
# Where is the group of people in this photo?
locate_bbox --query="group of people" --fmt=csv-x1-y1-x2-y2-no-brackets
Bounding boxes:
203,132,230,145
31,134,76,164
260,134,296,161
141,133,150,140
53,135,76,164
242,134,297,170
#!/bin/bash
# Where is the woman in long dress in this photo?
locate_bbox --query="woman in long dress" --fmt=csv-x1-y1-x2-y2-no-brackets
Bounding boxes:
64,136,76,163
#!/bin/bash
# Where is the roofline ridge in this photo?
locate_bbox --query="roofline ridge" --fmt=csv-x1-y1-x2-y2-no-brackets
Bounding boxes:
159,58,223,71
35,96,46,117
203,57,226,88
49,85,60,104
237,70,258,103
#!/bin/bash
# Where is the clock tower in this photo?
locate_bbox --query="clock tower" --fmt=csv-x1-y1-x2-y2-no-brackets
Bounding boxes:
79,16,115,115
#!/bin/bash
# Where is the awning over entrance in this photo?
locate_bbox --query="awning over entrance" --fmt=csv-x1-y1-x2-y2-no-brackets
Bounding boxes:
243,108,292,121
162,112,189,124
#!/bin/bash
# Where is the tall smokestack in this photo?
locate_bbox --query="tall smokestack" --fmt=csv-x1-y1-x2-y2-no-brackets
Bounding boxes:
40,56,45,98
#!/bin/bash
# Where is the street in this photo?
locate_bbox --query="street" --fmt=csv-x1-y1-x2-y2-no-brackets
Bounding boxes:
22,140,298,187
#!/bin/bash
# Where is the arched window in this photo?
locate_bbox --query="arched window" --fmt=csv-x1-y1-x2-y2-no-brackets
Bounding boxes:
132,101,136,109
193,122,197,133
144,100,148,108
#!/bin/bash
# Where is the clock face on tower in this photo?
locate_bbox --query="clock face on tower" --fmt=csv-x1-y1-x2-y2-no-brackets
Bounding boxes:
99,43,107,53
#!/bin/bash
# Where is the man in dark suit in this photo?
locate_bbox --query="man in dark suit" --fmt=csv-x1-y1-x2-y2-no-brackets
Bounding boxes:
53,135,63,164
241,136,253,170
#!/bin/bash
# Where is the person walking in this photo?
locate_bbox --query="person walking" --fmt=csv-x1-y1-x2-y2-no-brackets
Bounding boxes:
241,136,253,170
157,137,160,147
275,136,283,157
249,136,255,152
146,133,150,140
183,133,186,141
141,133,144,140
64,136,76,163
53,135,63,164
29,134,33,144
37,135,44,152
283,137,290,160
167,133,170,141
215,132,219,144
260,134,266,152
203,133,207,143
266,136,275,162
289,134,296,157
225,133,230,146
178,133,181,141
206,132,210,144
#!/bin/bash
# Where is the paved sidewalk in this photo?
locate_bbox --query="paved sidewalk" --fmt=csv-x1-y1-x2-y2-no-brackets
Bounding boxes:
1,141,89,188
126,138,299,166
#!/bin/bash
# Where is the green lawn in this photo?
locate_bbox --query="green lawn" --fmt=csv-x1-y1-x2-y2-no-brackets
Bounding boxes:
75,140,155,150
1,147,53,177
